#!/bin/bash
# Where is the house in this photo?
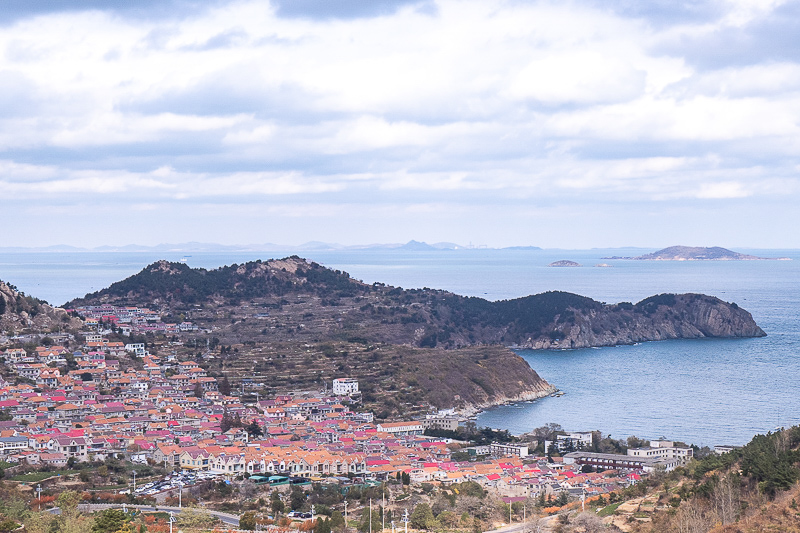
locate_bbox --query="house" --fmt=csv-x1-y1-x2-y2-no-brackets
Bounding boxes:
376,421,423,436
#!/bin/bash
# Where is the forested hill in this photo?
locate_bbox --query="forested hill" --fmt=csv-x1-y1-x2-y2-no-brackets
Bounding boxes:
66,257,766,350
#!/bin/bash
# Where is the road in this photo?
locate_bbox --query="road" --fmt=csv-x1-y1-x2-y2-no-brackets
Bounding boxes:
484,515,559,533
75,503,240,526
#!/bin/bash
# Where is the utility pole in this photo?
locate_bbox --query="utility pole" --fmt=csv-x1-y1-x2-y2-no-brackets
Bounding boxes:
370,498,372,533
179,480,183,508
344,501,348,533
132,470,136,492
382,486,386,533
581,487,586,512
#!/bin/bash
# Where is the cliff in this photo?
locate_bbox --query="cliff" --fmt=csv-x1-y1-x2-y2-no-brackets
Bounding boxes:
511,293,766,349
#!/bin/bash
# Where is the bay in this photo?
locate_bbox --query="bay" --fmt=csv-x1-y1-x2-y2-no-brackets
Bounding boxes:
0,247,798,446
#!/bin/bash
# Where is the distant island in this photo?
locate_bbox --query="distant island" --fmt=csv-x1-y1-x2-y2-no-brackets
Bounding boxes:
549,260,581,267
603,245,791,261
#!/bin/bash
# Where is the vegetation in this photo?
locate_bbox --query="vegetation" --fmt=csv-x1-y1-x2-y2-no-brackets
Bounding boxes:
627,426,800,533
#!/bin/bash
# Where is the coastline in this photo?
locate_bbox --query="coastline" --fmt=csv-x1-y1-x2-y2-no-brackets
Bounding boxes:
456,383,559,420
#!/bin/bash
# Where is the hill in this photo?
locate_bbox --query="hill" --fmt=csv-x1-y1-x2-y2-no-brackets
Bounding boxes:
66,257,766,351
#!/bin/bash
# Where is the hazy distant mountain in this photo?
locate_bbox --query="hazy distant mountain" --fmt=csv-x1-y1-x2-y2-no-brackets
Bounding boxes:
398,240,438,251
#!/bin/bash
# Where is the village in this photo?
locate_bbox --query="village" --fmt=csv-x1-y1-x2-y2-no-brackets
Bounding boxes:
0,304,702,531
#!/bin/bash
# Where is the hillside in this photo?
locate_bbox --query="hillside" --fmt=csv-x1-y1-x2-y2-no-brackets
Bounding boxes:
66,257,766,350
0,280,78,334
628,426,800,533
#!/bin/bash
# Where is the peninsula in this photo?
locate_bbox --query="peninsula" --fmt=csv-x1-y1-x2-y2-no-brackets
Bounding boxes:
1,257,766,416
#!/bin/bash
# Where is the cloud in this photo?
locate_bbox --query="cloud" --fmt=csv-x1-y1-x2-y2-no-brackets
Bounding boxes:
0,0,798,247
270,0,436,20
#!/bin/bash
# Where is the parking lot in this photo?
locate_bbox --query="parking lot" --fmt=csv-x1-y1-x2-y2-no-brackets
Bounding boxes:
132,470,221,496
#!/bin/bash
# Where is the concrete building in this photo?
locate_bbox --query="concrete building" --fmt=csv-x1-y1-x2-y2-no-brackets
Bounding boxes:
563,451,681,473
422,413,460,432
490,443,529,458
376,420,424,436
332,378,359,395
628,439,693,463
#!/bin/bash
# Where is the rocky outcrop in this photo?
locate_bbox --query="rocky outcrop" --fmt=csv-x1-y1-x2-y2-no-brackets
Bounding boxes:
511,293,766,349
0,280,78,334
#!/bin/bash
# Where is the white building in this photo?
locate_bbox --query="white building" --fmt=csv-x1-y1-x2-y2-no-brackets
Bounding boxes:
376,421,424,436
125,343,147,357
490,443,529,458
332,378,359,395
627,439,693,463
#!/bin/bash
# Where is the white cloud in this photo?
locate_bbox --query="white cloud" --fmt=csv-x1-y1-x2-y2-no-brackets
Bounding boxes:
0,0,798,246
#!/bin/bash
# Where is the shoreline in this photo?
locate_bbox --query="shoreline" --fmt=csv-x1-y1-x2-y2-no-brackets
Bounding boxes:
455,383,559,420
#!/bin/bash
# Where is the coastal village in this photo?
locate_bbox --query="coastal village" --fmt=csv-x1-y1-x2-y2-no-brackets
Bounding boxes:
0,302,708,532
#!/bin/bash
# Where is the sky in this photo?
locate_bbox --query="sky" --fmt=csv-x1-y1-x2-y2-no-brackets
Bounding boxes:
1,0,799,249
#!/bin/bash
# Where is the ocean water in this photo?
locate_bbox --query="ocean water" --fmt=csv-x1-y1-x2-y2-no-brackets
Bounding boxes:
1,247,798,446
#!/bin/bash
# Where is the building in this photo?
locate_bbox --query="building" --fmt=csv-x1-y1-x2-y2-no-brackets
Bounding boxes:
627,439,693,463
376,421,424,436
332,378,359,395
490,443,529,458
422,413,461,432
545,431,594,453
563,451,681,473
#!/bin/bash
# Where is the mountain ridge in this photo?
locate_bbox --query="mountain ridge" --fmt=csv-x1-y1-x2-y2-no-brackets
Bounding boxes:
65,257,766,350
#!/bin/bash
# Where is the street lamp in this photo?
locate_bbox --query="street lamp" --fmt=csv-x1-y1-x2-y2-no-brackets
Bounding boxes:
178,480,184,508
132,470,136,493
36,484,42,509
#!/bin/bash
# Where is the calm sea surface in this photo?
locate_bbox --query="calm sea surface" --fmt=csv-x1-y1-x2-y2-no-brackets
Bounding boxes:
1,248,798,446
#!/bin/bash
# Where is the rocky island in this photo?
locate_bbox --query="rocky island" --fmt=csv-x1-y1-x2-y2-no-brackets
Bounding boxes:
604,245,789,261
548,260,581,267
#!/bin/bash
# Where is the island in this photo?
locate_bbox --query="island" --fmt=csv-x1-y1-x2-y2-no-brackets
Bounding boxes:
603,245,790,261
549,260,581,267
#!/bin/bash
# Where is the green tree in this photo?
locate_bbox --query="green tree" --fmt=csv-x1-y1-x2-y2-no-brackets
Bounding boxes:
410,503,437,530
239,511,257,530
271,490,285,515
290,485,307,511
329,511,345,531
316,517,332,533
219,376,231,395
91,509,130,533
246,419,263,438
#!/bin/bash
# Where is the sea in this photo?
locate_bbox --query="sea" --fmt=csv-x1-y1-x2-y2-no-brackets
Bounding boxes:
1,247,798,447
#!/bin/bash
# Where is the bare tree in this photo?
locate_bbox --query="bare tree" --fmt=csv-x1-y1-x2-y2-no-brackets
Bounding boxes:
712,475,739,525
676,500,714,533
